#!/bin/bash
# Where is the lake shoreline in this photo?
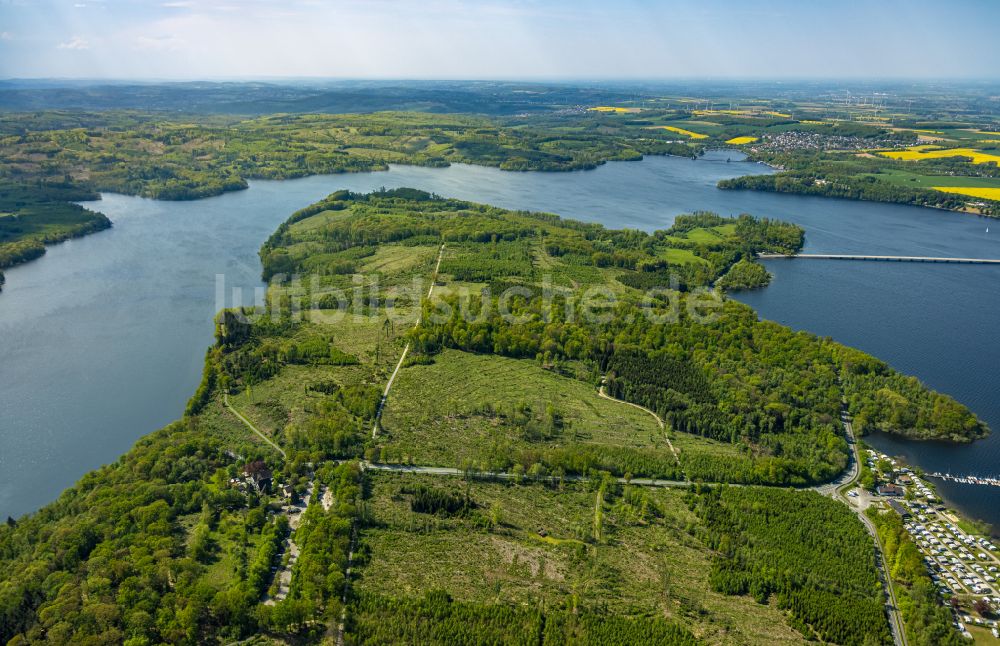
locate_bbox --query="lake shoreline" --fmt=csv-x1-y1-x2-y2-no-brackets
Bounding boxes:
4,153,996,521
740,256,1000,531
0,150,743,286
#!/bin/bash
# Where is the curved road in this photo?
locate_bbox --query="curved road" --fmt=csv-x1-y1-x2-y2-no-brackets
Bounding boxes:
832,411,907,646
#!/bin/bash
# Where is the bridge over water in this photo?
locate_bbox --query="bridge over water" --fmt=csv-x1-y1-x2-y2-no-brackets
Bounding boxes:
758,253,1000,265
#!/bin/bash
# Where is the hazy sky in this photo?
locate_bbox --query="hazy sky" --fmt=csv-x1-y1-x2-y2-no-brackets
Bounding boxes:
1,0,998,80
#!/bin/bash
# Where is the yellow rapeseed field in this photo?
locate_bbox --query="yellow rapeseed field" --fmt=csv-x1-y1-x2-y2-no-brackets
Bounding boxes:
650,125,708,139
694,109,791,118
725,136,758,145
979,131,1000,136
931,186,1000,201
878,147,1000,165
588,106,641,113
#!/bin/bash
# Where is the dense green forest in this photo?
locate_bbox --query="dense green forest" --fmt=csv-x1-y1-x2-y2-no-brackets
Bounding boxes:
718,146,1000,217
3,101,996,282
719,171,995,215
713,256,771,290
0,110,699,201
690,486,892,645
350,593,700,645
836,345,989,443
0,181,110,283
0,109,701,276
866,508,967,646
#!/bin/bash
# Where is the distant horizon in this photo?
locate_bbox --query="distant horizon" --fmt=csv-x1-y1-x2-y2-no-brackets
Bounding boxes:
3,77,1000,85
2,0,998,80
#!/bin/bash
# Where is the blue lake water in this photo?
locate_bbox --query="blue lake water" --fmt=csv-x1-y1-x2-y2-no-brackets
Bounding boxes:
1,150,998,530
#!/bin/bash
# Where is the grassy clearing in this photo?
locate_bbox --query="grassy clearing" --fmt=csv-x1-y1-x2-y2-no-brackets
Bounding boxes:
354,474,808,645
200,314,408,446
358,243,438,279
200,511,267,590
865,169,1000,190
662,247,711,266
287,208,344,234
225,363,378,438
309,312,411,359
379,349,664,466
670,431,743,461
967,625,1000,645
662,223,737,247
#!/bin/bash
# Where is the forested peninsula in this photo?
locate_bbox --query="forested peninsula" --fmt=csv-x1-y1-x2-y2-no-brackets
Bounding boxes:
0,190,984,645
0,110,701,275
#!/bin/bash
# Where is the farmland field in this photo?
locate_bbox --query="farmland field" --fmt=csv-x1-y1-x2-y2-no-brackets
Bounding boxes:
877,146,1000,165
931,186,1000,201
587,105,641,113
649,125,710,139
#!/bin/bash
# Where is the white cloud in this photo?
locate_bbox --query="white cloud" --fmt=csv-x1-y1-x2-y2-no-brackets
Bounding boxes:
2,0,995,79
0,32,12,41
57,37,90,50
135,34,184,52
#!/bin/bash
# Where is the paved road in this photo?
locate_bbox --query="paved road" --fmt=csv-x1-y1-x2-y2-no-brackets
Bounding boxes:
760,253,1000,265
363,461,688,488
815,414,860,497
849,494,908,646
831,410,907,646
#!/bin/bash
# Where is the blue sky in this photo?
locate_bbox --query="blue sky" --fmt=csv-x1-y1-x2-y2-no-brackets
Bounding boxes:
1,0,998,80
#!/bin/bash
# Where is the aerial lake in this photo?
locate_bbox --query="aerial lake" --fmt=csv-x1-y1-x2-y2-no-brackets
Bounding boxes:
1,150,998,530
